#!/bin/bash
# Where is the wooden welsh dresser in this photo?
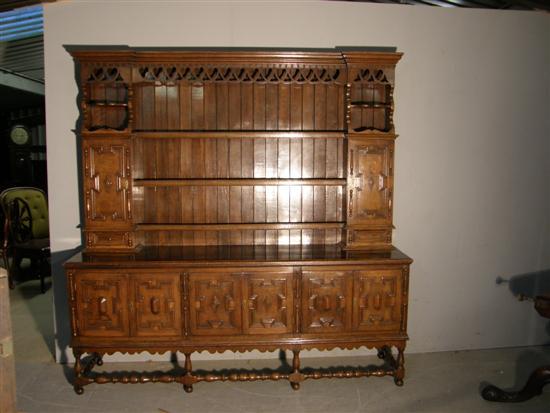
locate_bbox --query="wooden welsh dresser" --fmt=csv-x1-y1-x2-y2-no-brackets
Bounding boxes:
64,46,412,394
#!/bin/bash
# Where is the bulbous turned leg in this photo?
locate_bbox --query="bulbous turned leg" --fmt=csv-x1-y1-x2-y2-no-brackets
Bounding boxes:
73,349,85,395
394,345,405,387
377,346,389,360
95,353,103,366
482,366,550,403
183,353,194,393
289,350,304,391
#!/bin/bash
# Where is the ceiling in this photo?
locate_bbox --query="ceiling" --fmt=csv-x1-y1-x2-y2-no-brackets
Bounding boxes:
345,0,550,10
1,0,550,12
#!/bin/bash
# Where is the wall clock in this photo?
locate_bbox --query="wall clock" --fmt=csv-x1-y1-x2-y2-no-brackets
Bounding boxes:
10,125,30,146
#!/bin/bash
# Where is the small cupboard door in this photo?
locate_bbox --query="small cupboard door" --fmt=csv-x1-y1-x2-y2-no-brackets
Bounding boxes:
188,272,242,335
82,138,132,230
74,272,130,337
133,274,182,337
301,269,352,333
243,270,294,335
347,138,393,226
352,269,403,332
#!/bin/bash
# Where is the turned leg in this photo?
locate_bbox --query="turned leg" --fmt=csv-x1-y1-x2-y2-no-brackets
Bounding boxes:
394,345,405,387
95,353,103,366
482,365,550,403
183,353,194,393
73,349,84,395
289,350,303,390
377,346,390,360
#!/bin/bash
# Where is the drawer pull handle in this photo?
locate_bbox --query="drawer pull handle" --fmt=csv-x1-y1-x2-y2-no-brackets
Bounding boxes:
150,297,160,315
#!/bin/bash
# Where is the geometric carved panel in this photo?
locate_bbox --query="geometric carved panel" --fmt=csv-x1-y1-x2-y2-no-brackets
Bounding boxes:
188,272,242,335
347,138,393,226
83,139,132,229
75,272,129,337
301,270,352,333
243,271,293,335
133,274,182,337
352,269,403,332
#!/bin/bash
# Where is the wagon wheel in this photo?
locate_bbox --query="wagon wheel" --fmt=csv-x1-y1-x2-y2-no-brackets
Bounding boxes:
11,197,33,244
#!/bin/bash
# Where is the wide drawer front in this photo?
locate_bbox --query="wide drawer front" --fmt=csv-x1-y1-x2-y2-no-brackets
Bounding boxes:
67,265,409,339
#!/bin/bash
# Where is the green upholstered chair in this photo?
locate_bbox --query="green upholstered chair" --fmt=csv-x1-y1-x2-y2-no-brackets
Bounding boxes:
0,187,50,293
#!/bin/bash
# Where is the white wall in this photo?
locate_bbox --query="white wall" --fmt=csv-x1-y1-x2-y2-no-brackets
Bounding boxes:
44,0,550,362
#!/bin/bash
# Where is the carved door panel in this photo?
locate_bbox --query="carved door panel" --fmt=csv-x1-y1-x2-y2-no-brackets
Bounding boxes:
347,138,393,226
353,269,403,332
83,139,132,229
133,274,182,337
75,272,129,337
188,272,242,335
301,270,352,333
243,270,294,335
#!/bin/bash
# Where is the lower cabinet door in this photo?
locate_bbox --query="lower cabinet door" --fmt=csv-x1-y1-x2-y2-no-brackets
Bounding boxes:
75,272,130,337
188,271,242,335
301,269,353,333
352,269,403,332
133,273,182,337
243,270,294,335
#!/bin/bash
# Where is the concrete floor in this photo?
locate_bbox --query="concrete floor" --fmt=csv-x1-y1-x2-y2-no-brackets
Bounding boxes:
10,278,550,413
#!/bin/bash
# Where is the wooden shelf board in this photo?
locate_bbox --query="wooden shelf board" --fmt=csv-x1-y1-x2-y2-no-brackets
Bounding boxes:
136,223,345,231
134,179,347,187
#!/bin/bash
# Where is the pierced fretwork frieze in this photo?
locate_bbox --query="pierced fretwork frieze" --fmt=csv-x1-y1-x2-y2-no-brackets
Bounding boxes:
352,67,393,85
86,66,125,82
137,65,344,84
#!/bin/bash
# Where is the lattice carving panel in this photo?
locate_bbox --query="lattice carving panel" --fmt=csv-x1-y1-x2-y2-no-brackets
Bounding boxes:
188,273,242,335
75,273,129,337
353,269,403,332
243,272,294,334
134,274,182,337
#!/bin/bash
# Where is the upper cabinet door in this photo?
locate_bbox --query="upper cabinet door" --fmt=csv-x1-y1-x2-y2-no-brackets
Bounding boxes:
347,138,394,226
242,270,294,335
301,269,352,333
83,138,132,229
133,274,182,337
188,272,242,335
74,272,130,337
352,269,404,332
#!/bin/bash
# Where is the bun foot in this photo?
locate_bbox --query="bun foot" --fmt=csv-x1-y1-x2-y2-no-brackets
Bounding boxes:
96,358,103,366
394,378,404,387
183,385,193,393
74,385,84,395
291,382,300,391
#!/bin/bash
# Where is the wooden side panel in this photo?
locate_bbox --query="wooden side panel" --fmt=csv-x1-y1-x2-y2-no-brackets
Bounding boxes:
301,270,352,333
133,274,182,337
243,270,294,334
188,272,242,335
75,272,129,337
353,269,403,332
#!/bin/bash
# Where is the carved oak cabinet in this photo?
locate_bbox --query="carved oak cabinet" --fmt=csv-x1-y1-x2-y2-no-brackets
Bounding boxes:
64,46,412,394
